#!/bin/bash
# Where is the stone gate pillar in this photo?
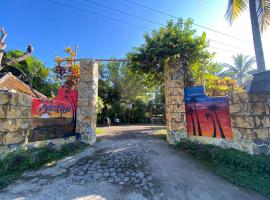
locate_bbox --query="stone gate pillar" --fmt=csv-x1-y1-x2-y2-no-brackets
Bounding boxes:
164,58,187,144
76,59,98,145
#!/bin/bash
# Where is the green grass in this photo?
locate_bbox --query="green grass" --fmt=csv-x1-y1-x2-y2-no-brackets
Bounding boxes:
152,129,167,140
96,127,105,135
177,140,270,198
0,142,88,189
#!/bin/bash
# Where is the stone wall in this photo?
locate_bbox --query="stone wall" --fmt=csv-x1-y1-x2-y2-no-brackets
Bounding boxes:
229,92,270,154
0,89,32,156
165,59,187,144
76,59,98,145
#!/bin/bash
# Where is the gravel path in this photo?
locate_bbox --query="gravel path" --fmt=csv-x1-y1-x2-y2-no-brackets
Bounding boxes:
0,125,267,200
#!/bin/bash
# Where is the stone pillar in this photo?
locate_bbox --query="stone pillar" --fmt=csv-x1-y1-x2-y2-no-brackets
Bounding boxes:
164,58,187,144
76,59,98,145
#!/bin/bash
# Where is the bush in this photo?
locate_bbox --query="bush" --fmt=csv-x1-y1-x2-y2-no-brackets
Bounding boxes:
177,141,270,197
131,97,148,123
109,101,126,122
0,142,88,189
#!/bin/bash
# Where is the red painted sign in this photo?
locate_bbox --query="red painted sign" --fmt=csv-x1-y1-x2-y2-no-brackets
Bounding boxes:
29,87,78,142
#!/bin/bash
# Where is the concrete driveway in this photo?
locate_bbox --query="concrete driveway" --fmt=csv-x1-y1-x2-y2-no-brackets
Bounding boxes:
0,125,267,200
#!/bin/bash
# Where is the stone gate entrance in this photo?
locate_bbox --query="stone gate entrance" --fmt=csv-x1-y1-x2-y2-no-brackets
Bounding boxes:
75,58,188,145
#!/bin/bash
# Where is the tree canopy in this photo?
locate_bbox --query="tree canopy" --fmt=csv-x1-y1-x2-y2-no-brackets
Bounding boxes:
127,18,213,84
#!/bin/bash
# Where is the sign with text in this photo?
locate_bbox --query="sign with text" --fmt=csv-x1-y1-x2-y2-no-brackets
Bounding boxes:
29,88,78,142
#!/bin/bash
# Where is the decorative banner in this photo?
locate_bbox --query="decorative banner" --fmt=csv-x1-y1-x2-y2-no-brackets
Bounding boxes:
184,86,233,139
29,87,78,142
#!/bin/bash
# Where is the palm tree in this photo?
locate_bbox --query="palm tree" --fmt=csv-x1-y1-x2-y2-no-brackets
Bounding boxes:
225,0,270,72
189,97,202,136
220,54,256,85
187,107,196,135
208,104,226,138
205,112,217,138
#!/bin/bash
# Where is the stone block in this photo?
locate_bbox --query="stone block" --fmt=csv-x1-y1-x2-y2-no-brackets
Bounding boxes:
0,119,30,132
0,106,6,118
79,90,94,98
79,81,94,90
229,92,249,104
0,91,10,105
251,102,267,115
17,93,32,106
251,93,268,103
2,131,25,145
252,128,269,140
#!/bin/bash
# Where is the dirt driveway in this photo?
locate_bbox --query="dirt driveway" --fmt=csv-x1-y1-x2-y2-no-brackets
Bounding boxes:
0,125,267,200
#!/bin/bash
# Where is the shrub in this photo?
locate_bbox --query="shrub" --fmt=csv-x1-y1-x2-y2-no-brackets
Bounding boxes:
131,97,148,123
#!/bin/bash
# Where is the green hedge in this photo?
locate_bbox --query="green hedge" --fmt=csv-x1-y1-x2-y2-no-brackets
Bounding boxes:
177,141,270,197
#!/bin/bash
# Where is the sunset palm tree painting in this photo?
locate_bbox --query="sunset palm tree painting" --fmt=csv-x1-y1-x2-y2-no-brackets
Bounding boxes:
184,86,233,139
204,112,217,138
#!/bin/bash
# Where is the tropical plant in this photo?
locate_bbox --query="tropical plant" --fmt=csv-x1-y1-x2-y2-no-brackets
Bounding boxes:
204,76,243,96
225,0,270,72
128,18,213,85
220,54,256,85
208,104,226,138
189,97,202,136
205,112,217,137
2,50,50,91
54,47,80,89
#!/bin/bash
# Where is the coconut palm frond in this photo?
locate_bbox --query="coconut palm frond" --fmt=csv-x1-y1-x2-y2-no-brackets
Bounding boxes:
257,0,270,31
225,0,248,24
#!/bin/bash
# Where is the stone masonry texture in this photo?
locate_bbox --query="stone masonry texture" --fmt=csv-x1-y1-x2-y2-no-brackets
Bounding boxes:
0,89,32,156
164,58,187,144
76,59,98,145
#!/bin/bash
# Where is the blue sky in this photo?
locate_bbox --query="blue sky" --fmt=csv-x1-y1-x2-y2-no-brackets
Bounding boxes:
1,0,269,68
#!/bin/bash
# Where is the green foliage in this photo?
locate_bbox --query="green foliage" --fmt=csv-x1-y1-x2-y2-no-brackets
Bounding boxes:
131,96,149,123
2,50,54,97
177,141,270,197
220,54,256,85
0,142,88,189
97,96,104,114
108,101,127,121
3,51,50,86
128,18,212,84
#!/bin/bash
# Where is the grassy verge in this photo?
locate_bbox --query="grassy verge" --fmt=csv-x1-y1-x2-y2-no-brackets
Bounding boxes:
0,142,88,189
152,129,167,140
96,127,105,135
177,140,270,198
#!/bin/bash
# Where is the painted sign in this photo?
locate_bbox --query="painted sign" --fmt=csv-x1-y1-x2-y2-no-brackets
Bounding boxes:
184,86,233,139
29,87,78,142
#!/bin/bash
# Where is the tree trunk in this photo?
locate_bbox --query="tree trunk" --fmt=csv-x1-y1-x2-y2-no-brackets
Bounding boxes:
249,0,266,72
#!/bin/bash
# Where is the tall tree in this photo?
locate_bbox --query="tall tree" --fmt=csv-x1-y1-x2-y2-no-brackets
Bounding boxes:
221,54,256,85
225,0,270,72
105,61,155,104
128,19,212,86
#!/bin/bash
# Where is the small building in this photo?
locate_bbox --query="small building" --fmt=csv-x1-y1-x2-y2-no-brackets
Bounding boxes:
0,72,47,99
